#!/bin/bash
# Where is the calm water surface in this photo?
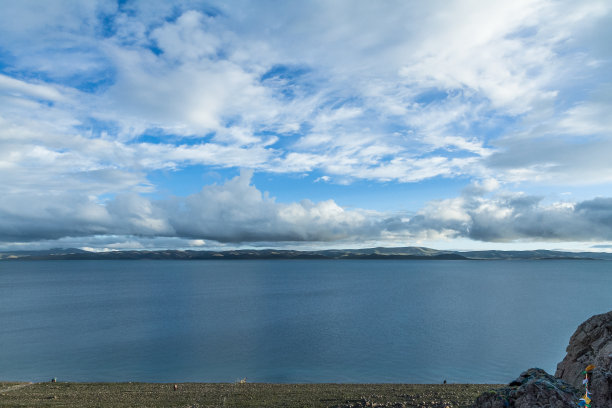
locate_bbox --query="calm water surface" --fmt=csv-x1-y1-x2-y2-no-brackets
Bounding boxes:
1,260,611,383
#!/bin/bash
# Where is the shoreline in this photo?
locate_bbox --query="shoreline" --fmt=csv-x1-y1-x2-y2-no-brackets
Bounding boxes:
0,381,500,408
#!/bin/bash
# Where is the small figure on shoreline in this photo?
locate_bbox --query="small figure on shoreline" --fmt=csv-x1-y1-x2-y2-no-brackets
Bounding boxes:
173,384,178,391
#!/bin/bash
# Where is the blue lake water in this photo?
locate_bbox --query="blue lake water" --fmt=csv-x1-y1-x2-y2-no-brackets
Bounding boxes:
1,259,611,384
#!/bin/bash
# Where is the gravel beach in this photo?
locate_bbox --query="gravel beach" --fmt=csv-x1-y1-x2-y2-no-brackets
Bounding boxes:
0,382,498,408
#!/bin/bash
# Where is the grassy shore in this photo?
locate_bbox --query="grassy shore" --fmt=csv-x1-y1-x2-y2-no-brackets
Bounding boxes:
0,382,498,408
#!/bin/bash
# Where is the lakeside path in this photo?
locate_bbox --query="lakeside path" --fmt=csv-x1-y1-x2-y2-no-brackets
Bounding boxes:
0,382,498,408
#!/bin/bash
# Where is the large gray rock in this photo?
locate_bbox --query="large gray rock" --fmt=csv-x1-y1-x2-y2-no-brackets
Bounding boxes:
472,368,579,408
556,310,612,407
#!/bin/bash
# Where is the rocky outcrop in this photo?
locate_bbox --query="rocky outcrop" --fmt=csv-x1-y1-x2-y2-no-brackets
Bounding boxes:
472,311,612,407
472,368,579,407
556,310,612,407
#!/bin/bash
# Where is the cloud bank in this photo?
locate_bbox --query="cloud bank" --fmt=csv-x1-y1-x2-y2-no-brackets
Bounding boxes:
0,171,378,244
2,172,612,249
407,187,612,243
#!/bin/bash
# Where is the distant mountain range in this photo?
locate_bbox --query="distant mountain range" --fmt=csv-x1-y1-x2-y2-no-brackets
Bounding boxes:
1,247,612,261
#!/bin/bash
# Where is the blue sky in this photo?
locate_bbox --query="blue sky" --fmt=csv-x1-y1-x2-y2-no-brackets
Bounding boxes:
1,0,612,251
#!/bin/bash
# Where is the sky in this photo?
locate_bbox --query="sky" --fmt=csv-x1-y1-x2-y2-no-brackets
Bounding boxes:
1,0,612,252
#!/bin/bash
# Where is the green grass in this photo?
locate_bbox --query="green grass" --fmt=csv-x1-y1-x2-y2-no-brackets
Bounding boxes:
0,382,498,408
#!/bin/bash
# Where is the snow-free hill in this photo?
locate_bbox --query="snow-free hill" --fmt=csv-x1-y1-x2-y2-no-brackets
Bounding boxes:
1,247,612,260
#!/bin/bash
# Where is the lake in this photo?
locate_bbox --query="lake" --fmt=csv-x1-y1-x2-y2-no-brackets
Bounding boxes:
1,259,611,384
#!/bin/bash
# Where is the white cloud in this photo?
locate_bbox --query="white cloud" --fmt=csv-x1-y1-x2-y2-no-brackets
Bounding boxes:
150,11,221,62
487,132,612,185
0,74,66,102
399,0,555,112
163,170,378,242
0,170,381,244
406,185,612,242
0,1,570,185
2,172,612,248
557,99,612,136
2,1,610,186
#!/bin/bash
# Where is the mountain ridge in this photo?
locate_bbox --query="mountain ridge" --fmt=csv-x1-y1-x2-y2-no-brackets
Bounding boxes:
1,247,611,261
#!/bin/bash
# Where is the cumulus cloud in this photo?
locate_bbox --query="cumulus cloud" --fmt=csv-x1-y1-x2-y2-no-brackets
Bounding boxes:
406,186,612,243
0,171,381,244
156,170,384,243
2,172,612,248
